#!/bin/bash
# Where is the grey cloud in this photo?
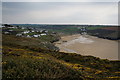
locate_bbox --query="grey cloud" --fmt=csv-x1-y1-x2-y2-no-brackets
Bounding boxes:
2,2,118,25
2,0,120,2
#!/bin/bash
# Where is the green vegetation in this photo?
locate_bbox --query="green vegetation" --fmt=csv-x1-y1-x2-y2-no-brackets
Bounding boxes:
86,26,105,30
48,27,79,35
12,24,120,40
11,28,27,32
38,35,60,43
12,24,80,35
2,35,59,52
3,53,83,79
2,24,120,79
2,34,120,79
87,26,120,40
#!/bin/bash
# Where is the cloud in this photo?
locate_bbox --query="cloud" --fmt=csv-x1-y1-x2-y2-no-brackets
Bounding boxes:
2,0,120,2
0,2,2,23
2,2,118,25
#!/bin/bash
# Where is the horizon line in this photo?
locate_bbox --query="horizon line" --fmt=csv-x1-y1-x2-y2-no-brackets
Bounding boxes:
4,23,119,26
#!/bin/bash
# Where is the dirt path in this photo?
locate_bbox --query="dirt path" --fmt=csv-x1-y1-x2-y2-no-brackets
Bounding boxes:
55,34,118,60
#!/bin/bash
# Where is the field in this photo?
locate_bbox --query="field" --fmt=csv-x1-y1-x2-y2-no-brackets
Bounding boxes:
87,26,120,40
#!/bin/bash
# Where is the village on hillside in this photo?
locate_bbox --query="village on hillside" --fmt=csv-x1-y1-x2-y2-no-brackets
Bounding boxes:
2,24,58,38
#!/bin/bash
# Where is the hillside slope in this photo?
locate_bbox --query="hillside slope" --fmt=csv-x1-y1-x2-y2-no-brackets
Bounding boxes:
2,35,120,80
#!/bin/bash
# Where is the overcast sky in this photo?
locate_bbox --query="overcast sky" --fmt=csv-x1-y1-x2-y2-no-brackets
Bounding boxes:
2,0,120,2
2,1,119,25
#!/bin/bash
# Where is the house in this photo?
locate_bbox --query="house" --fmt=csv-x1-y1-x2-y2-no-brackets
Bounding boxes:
31,30,35,32
23,31,30,34
52,32,56,34
40,33,47,36
8,26,17,29
35,30,40,33
27,35,31,38
40,30,44,33
40,30,48,33
4,32,9,34
44,30,48,33
21,27,25,29
33,34,40,38
16,33,22,37
8,30,13,32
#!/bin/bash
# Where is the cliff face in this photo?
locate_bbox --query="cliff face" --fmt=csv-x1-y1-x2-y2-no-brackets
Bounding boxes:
2,34,120,79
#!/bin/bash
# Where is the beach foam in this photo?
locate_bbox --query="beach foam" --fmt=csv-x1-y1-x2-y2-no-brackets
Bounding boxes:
63,36,94,46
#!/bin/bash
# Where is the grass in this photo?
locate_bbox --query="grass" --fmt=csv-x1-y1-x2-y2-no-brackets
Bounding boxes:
87,26,120,40
2,34,120,79
2,46,83,79
46,27,80,35
3,56,83,79
86,26,106,30
2,35,59,51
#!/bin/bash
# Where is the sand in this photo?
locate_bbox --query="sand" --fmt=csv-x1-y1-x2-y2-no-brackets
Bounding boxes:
55,34,119,60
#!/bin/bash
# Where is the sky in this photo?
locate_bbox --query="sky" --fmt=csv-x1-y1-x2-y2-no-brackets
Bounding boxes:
1,1,119,25
2,0,120,2
0,1,2,24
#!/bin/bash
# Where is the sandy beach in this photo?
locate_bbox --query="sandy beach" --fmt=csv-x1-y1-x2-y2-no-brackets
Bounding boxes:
55,34,118,60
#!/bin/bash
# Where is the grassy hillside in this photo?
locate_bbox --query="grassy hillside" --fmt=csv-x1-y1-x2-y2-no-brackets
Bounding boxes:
87,26,120,40
2,35,120,80
11,24,80,35
11,24,120,40
2,34,59,52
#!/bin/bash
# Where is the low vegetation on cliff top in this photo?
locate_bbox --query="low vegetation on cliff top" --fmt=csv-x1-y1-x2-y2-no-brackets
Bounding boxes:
2,34,120,80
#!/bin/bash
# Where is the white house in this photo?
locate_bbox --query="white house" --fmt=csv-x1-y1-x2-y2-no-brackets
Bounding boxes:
40,33,47,36
31,30,35,32
27,35,31,38
8,26,17,29
23,31,30,34
8,30,13,32
40,30,44,33
16,33,22,36
44,30,48,33
21,27,25,29
8,27,15,29
36,30,40,32
33,34,40,37
4,32,9,34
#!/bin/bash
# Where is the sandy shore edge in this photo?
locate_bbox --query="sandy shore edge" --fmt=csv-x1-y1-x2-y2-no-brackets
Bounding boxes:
55,34,118,60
